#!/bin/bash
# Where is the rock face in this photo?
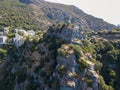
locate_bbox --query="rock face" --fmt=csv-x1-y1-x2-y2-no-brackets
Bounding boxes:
54,44,100,90
56,54,78,90
48,24,86,42
19,0,116,31
57,54,99,90
47,26,99,90
0,1,118,90
0,25,117,90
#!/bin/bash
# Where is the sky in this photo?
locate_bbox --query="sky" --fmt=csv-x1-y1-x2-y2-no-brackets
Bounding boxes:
45,0,120,25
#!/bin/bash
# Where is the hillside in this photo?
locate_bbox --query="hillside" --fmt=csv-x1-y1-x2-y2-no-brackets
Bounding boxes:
0,0,117,31
0,24,120,90
0,0,120,90
20,0,117,30
0,0,51,30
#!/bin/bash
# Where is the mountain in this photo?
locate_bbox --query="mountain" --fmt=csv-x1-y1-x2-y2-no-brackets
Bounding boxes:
0,0,117,30
0,0,120,90
20,0,117,30
0,24,120,90
117,24,120,28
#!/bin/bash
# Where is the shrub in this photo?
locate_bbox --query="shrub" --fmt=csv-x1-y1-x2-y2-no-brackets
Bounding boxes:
0,48,7,54
98,76,114,90
109,70,116,79
79,60,89,69
30,58,35,62
78,60,89,71
94,60,102,71
58,48,67,57
7,33,15,38
58,64,66,72
0,48,7,57
87,79,93,87
69,44,82,59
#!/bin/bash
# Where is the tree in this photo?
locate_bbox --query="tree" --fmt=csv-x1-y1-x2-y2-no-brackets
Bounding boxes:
78,60,89,71
94,60,102,71
109,70,116,79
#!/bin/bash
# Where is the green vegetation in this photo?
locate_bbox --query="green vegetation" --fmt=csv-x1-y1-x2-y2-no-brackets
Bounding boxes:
94,40,120,90
58,45,74,57
67,37,120,89
98,76,114,90
0,0,40,30
7,33,15,38
0,48,7,60
0,20,118,90
0,0,118,89
58,48,68,56
87,79,93,87
69,44,82,59
78,60,89,71
0,48,7,54
57,64,66,72
94,60,102,71
109,70,116,79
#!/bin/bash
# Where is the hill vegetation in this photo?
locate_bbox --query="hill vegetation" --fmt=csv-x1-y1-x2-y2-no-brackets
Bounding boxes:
0,0,120,90
0,24,120,90
0,0,50,30
0,0,117,31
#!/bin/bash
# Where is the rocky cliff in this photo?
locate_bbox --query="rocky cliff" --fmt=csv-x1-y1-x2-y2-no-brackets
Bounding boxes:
0,0,119,90
0,24,118,90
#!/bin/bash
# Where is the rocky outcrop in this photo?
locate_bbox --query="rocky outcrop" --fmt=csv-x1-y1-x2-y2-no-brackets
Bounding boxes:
56,54,78,90
48,24,87,43
55,45,99,90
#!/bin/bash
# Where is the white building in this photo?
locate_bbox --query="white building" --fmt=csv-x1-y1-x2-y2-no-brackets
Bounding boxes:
0,36,7,44
27,30,35,36
3,27,10,36
15,29,35,36
0,32,3,36
18,29,28,36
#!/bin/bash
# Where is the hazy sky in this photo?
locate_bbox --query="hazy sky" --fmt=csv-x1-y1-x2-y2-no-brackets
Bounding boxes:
46,0,120,25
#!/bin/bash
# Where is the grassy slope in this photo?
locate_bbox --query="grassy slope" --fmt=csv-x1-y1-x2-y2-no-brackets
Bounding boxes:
0,0,42,30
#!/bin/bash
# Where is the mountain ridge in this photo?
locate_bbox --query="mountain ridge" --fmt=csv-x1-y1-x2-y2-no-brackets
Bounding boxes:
19,0,116,31
0,0,117,30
